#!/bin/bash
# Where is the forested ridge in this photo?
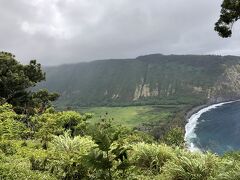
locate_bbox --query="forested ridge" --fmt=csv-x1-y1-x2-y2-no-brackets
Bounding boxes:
38,54,240,107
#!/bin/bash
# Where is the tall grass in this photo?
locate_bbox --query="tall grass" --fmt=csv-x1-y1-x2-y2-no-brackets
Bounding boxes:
131,143,174,174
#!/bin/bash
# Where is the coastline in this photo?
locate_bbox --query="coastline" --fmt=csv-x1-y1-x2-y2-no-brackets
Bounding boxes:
185,98,240,121
184,99,240,152
185,104,208,121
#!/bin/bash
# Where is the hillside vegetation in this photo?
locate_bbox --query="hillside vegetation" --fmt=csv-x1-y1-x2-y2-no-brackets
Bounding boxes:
77,105,176,128
2,52,240,179
39,54,240,107
74,104,188,139
1,103,240,180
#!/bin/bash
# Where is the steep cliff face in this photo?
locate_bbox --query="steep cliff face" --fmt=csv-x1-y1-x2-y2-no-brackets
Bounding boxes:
37,54,240,107
208,64,240,102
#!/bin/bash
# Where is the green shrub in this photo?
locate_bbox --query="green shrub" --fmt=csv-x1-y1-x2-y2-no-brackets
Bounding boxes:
0,153,56,180
161,152,219,180
50,131,96,154
85,117,132,179
46,132,96,179
162,127,185,147
32,110,90,149
212,157,240,180
30,156,48,171
0,103,27,140
0,140,17,155
213,164,240,180
131,142,174,174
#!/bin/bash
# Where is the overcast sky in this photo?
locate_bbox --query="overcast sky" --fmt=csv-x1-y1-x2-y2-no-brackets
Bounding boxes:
0,0,240,65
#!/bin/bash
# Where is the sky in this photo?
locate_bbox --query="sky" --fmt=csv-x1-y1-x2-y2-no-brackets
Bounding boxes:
0,0,240,65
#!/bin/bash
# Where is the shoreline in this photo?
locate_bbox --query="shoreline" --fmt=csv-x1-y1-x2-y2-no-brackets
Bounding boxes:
184,98,240,122
184,99,240,152
185,104,208,121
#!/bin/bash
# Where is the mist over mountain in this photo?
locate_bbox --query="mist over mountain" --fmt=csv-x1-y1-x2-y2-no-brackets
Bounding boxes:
37,54,240,107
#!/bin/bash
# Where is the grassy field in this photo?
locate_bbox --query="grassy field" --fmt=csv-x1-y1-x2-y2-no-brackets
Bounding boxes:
75,105,188,128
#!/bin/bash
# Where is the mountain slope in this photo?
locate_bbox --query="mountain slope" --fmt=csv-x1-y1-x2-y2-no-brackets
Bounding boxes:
38,54,240,107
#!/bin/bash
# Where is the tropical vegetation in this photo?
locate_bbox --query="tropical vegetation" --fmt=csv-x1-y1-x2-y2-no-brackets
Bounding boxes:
1,51,240,179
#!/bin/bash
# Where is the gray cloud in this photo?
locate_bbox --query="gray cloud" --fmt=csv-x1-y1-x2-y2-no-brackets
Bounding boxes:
0,0,240,65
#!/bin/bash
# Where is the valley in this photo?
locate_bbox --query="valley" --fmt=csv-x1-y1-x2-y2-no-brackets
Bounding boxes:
38,54,240,136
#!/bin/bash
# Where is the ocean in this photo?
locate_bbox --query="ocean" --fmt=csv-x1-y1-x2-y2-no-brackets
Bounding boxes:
185,100,240,155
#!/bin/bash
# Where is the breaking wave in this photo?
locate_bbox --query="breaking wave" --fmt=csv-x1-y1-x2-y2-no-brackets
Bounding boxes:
185,101,236,152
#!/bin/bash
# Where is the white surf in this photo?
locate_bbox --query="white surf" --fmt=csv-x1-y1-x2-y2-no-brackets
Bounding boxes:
184,100,236,152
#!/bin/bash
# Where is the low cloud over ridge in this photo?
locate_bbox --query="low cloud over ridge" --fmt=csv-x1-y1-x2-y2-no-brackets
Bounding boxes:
0,0,240,65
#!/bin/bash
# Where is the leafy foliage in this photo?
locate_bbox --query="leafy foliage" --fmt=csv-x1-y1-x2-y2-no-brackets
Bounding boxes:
0,52,58,114
161,152,220,180
86,116,131,179
162,127,185,147
1,103,240,179
215,0,240,38
0,104,28,140
131,143,174,174
46,132,96,179
2,52,240,179
32,89,60,114
0,152,56,180
31,110,90,149
51,131,95,154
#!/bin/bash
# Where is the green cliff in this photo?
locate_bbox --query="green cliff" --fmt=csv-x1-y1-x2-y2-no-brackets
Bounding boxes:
38,54,240,107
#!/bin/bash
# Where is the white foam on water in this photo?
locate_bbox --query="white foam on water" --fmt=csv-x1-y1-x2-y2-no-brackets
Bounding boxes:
184,100,236,152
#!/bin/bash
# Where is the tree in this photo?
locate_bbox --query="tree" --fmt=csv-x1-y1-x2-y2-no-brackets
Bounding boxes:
32,89,59,114
0,52,58,114
215,0,240,37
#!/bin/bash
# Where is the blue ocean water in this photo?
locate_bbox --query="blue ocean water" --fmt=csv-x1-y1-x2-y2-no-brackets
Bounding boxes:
193,101,240,154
